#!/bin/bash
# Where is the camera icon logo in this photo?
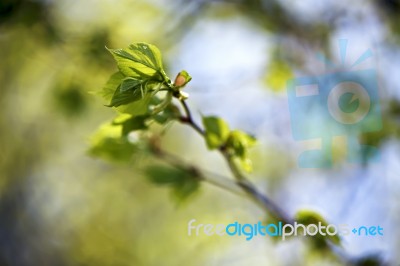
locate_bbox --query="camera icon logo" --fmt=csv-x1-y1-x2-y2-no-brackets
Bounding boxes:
287,40,382,168
327,81,371,125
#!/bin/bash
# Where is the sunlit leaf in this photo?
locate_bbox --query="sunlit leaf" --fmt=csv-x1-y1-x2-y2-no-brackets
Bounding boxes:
226,130,256,172
202,116,230,149
117,92,154,116
113,115,149,136
108,84,143,107
238,158,253,172
100,71,125,103
107,77,160,108
120,77,143,92
103,43,174,113
107,43,165,81
88,123,137,162
227,130,256,158
264,60,293,92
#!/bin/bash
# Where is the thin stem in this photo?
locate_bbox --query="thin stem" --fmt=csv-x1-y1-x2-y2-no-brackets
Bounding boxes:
176,98,292,224
160,97,362,264
152,145,292,224
179,100,205,136
151,145,246,197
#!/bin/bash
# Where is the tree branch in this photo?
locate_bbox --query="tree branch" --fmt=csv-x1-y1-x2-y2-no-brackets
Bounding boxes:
176,98,293,224
151,146,246,197
178,100,205,136
171,97,387,265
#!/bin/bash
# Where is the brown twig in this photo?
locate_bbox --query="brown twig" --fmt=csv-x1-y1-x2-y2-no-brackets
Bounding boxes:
177,98,293,224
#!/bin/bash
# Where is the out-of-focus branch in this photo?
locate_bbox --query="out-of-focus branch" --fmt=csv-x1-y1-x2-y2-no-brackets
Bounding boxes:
177,98,293,224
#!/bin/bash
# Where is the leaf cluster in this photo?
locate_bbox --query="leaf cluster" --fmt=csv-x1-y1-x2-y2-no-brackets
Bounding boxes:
202,116,256,172
90,43,257,201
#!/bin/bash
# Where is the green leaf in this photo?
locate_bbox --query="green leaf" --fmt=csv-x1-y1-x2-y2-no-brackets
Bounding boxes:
145,165,200,201
295,209,341,247
116,92,154,116
113,115,149,136
150,91,172,115
111,80,163,114
239,158,253,173
227,130,256,158
107,43,165,81
153,102,181,124
103,43,173,112
174,177,200,200
101,71,149,108
145,165,183,184
100,71,125,103
108,84,143,107
120,77,143,92
202,116,230,149
88,123,137,162
112,113,132,124
295,209,329,227
226,130,256,172
108,77,161,108
264,59,293,93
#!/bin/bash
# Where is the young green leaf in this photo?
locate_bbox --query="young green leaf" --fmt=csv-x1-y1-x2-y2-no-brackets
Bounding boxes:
107,43,165,81
116,92,154,116
88,123,137,162
100,71,125,103
108,84,143,107
227,130,256,158
226,130,256,172
238,158,253,173
120,77,143,92
202,116,230,149
151,91,172,115
145,165,185,184
112,82,162,116
145,165,200,201
295,209,330,227
113,115,149,136
101,71,147,108
295,209,342,247
153,102,181,124
108,76,162,108
103,43,175,114
174,177,200,201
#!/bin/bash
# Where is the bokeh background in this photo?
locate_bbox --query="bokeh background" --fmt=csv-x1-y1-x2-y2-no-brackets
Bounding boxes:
1,0,400,265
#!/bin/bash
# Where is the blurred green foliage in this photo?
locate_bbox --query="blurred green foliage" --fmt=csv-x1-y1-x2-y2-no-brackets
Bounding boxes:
0,0,399,266
145,164,201,202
